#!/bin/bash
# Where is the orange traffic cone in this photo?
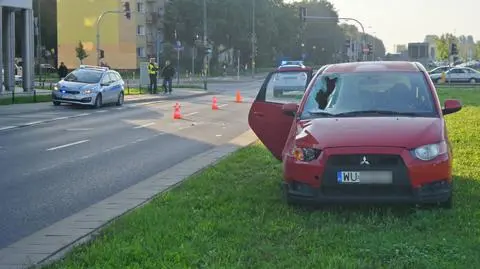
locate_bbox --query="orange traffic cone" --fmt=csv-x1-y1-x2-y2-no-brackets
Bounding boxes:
173,103,182,119
212,96,219,110
235,90,242,103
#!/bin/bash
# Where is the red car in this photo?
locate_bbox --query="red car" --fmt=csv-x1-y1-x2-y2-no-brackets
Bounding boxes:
249,61,462,208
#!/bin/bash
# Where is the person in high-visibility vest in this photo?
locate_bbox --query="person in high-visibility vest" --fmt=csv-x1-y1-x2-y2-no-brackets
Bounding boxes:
440,71,446,83
147,58,159,94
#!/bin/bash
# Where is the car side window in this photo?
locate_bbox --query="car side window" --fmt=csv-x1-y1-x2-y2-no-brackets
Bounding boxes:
263,71,309,104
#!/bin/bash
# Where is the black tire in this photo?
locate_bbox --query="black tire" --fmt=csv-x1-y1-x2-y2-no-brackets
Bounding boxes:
116,92,124,106
469,78,477,84
93,94,102,109
53,101,61,106
439,194,453,209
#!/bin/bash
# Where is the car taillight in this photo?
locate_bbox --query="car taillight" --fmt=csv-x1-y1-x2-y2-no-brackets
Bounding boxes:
292,147,321,162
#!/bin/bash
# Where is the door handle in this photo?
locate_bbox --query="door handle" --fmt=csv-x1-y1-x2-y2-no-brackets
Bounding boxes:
253,111,264,117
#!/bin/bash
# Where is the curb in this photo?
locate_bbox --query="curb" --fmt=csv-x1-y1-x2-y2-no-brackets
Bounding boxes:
0,130,258,269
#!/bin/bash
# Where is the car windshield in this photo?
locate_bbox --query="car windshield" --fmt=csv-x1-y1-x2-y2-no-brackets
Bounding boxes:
300,72,437,119
64,69,103,83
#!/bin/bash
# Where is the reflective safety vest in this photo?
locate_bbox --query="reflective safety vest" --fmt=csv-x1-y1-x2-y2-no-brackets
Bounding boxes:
148,63,158,75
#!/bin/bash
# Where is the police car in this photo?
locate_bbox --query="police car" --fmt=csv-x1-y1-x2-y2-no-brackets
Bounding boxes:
52,65,125,108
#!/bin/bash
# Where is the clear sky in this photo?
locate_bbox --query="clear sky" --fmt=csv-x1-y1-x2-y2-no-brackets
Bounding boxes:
286,0,478,53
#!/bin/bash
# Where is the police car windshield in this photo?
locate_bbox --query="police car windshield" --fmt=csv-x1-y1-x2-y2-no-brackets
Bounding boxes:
64,69,103,84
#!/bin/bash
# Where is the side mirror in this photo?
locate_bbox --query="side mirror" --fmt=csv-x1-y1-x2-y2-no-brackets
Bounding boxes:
442,99,462,115
282,103,299,117
100,82,110,87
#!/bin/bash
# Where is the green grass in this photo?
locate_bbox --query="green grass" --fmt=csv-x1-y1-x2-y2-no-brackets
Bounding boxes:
43,88,480,269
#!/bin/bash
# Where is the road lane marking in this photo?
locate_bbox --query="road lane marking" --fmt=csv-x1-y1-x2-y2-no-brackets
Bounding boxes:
66,128,92,131
218,104,228,108
52,116,69,120
24,121,44,125
184,112,198,117
96,110,107,113
0,126,17,131
46,140,90,151
134,122,155,129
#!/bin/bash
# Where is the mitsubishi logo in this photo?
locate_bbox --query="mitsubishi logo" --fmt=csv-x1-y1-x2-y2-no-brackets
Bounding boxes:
360,156,370,165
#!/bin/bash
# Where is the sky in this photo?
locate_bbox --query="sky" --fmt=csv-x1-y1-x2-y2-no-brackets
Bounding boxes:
287,0,478,53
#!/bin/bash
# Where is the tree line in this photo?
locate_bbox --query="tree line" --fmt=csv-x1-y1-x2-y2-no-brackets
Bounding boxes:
163,0,386,74
433,33,480,61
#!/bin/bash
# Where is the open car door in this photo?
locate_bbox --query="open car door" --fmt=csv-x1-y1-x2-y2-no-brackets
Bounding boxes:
248,69,313,160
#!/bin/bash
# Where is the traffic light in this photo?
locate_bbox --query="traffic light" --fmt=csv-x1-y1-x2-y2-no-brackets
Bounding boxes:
123,1,131,19
299,7,307,23
450,43,458,55
99,49,105,59
367,43,373,55
345,39,350,48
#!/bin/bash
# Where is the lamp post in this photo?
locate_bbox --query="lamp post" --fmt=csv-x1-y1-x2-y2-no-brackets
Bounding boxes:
203,0,208,90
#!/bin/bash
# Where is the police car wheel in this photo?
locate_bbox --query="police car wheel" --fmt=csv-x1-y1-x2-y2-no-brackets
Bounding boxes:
53,101,61,106
116,92,124,106
93,94,102,108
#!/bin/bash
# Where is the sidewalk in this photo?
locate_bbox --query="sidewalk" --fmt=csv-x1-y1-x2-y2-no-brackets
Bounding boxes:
0,88,211,115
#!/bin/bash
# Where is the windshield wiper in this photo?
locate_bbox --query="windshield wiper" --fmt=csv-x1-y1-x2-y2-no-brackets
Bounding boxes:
307,110,334,117
335,110,419,117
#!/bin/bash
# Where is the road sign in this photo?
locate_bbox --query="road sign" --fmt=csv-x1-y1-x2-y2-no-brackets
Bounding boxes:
363,48,370,53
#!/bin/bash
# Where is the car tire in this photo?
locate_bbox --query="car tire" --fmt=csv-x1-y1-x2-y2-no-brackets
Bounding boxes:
439,194,453,209
52,101,61,106
116,92,124,106
469,78,477,84
93,94,102,109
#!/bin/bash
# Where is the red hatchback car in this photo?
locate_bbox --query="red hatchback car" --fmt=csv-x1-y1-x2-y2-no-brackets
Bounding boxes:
249,61,462,208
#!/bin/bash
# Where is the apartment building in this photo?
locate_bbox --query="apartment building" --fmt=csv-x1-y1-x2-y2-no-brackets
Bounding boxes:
57,0,164,70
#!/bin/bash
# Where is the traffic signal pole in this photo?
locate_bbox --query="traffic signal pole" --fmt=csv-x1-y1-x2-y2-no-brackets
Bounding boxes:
300,8,368,61
96,2,131,66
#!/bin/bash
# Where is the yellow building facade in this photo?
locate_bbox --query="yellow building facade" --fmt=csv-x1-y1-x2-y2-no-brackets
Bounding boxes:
57,0,137,69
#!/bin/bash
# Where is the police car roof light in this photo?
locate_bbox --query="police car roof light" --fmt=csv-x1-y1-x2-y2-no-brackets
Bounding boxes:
79,65,109,71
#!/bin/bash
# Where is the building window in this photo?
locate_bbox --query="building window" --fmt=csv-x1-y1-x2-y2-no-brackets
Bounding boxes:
137,2,144,13
137,47,146,57
137,25,145,36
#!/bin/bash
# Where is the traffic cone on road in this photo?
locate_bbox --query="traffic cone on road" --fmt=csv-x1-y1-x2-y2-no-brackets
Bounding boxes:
235,90,242,103
212,96,219,110
173,103,182,119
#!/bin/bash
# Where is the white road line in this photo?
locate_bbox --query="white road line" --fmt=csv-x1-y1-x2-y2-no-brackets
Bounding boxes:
133,122,155,129
75,113,91,117
24,121,44,126
96,110,107,113
0,126,17,131
46,140,89,151
184,112,199,117
218,104,228,108
66,128,92,131
52,116,69,120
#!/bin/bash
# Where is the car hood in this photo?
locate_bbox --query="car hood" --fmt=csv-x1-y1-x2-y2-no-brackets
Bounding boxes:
296,117,444,149
58,81,98,90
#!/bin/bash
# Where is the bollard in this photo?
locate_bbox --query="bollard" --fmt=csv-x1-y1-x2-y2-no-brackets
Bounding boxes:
11,91,14,104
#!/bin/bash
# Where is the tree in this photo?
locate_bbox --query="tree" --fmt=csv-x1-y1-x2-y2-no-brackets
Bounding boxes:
434,33,457,60
75,41,88,64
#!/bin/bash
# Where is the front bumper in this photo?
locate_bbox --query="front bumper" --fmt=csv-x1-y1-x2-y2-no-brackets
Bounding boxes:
284,180,452,205
52,91,96,105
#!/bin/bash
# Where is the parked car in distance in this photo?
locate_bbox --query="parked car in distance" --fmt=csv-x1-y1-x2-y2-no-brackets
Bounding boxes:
272,65,313,97
249,61,462,208
430,67,480,84
51,65,125,108
428,66,451,75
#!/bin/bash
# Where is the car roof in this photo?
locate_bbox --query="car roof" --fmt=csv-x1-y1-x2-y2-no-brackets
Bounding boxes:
276,65,312,72
322,61,424,74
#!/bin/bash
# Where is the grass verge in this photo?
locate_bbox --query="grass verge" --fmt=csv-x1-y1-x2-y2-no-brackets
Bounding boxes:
43,88,480,269
0,94,51,105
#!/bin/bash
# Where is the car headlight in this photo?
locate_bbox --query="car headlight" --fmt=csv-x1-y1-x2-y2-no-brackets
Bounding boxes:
411,141,448,161
83,89,93,94
292,147,321,162
53,84,58,91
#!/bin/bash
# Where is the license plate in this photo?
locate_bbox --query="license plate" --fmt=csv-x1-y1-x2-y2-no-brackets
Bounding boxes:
62,93,73,99
337,171,393,184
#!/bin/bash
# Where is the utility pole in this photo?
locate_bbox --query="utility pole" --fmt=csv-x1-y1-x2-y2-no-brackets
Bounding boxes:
203,0,208,90
96,10,124,65
36,0,42,80
251,0,255,78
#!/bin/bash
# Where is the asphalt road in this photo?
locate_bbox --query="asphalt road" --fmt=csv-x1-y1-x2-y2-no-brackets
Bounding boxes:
0,79,263,249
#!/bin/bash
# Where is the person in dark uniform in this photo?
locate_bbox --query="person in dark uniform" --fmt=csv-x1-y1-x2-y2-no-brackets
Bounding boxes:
161,60,175,94
58,62,68,79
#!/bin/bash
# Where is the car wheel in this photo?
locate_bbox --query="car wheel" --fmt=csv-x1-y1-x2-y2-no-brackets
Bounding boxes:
469,78,476,84
52,101,61,106
439,194,453,209
93,94,102,109
116,92,124,106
